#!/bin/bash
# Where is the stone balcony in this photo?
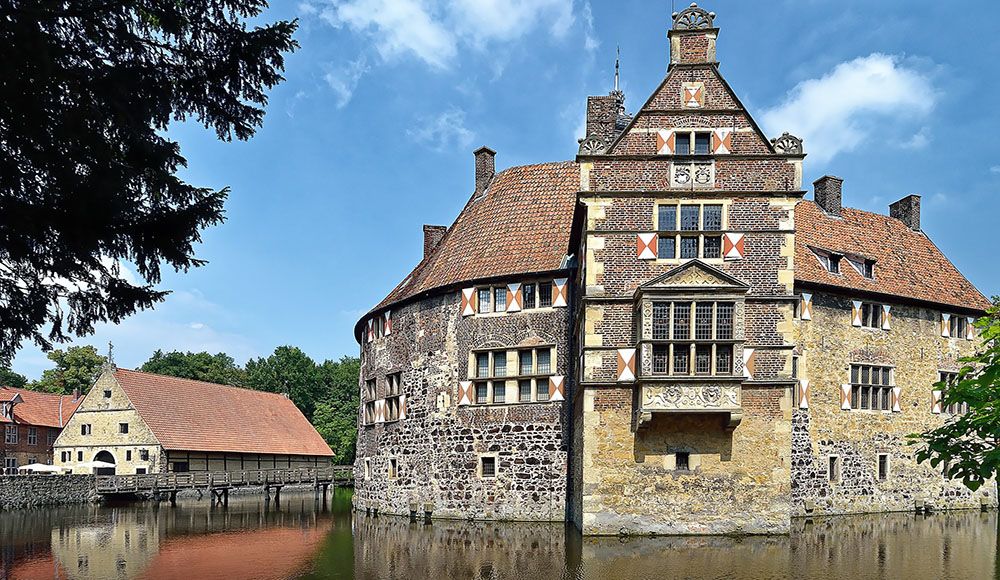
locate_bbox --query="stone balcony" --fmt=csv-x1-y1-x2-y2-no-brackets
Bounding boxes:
634,381,743,431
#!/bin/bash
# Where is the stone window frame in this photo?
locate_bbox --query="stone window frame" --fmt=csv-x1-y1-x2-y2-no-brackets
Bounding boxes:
468,345,556,406
119,422,129,434
638,293,745,381
364,458,371,480
384,372,403,423
938,370,969,416
654,199,729,263
849,363,894,412
478,454,498,479
877,453,890,481
828,455,841,483
948,315,968,340
388,457,398,480
857,302,885,330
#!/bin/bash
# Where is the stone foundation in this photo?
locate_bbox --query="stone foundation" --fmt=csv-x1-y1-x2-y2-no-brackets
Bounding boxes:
0,475,97,510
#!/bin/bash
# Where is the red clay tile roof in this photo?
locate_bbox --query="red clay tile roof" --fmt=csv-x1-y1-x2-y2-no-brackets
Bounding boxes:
356,161,580,338
114,369,334,457
795,200,990,312
0,387,81,428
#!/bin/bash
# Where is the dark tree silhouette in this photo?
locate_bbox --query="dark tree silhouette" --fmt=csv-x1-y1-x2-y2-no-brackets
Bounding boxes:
0,1,297,364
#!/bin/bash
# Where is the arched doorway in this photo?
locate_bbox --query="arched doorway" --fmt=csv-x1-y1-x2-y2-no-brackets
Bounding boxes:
93,450,116,475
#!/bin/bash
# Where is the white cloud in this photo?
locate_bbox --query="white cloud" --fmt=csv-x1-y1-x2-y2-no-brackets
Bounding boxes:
762,54,936,165
990,166,1000,174
900,126,930,150
324,56,371,108
314,0,577,70
406,106,475,151
322,0,456,69
581,1,599,54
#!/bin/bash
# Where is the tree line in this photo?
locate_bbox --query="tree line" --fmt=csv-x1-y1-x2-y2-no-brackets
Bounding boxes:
0,346,360,465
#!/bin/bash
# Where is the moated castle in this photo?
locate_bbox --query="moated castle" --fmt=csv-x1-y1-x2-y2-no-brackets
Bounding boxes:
352,4,994,535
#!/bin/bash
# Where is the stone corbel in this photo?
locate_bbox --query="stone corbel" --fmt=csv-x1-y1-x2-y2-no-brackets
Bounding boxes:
633,409,653,432
725,410,743,431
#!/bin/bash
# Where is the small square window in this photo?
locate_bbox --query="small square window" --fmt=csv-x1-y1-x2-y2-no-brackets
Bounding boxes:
480,456,496,478
139,449,149,461
680,236,699,259
81,424,92,436
119,423,129,434
523,284,536,309
703,236,722,259
103,390,112,398
703,205,723,230
519,380,532,402
829,456,841,482
475,382,488,404
478,288,492,313
680,205,700,230
658,236,677,259
536,381,550,402
657,205,678,230
494,287,507,312
492,383,505,403
694,132,711,155
538,283,552,308
675,133,692,155
675,452,690,471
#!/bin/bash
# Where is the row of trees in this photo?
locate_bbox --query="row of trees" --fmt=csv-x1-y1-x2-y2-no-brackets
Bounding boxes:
1,346,360,465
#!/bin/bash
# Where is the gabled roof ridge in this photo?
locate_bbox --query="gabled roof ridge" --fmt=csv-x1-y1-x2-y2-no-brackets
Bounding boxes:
114,368,290,400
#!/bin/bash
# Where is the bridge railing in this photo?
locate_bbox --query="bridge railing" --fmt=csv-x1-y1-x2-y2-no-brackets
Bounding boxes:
95,466,353,493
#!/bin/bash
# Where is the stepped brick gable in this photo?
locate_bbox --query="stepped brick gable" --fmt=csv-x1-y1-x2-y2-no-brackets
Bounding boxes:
353,3,995,534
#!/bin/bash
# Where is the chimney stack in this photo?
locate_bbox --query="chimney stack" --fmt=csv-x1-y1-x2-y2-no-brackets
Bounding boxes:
72,388,80,402
423,225,447,258
889,195,921,231
474,146,496,195
813,175,844,217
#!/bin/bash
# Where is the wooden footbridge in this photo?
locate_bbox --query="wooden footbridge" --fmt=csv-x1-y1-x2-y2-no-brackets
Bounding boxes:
95,466,354,506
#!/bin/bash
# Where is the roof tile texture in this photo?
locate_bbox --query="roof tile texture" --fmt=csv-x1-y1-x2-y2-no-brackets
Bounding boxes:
114,369,333,457
0,387,81,428
371,161,580,313
795,200,990,311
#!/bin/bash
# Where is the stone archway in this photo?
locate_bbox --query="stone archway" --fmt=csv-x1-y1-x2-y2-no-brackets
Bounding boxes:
94,450,116,476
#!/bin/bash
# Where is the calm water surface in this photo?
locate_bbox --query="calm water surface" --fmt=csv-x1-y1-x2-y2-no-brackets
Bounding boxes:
1,489,996,579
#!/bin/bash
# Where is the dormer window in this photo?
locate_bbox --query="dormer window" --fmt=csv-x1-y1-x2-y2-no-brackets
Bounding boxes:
812,248,842,274
847,256,876,279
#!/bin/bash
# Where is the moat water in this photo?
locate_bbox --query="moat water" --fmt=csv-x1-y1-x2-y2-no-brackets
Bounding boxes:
1,489,996,579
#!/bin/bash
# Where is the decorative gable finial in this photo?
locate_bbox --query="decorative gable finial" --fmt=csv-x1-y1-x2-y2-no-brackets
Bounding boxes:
770,132,804,155
672,3,715,30
102,341,117,373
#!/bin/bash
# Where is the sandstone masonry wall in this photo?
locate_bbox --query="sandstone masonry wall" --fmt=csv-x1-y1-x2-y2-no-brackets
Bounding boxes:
0,475,97,509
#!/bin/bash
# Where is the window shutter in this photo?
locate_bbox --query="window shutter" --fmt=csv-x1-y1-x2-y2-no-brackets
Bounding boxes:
458,381,473,406
851,301,863,327
931,390,942,414
552,278,569,307
384,310,393,335
891,387,901,412
800,293,813,321
940,313,951,337
637,233,658,260
461,288,477,317
798,379,810,410
399,395,407,420
506,283,523,312
723,233,745,260
712,128,733,154
375,399,385,423
549,376,565,402
742,348,755,380
881,305,891,330
841,384,852,411
656,129,675,155
616,349,636,382
967,317,975,340
367,319,375,343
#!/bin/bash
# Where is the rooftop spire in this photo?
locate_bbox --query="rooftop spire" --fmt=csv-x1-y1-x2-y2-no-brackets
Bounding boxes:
614,45,620,92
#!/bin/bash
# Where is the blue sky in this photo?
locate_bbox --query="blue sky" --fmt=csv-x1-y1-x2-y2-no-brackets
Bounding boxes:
12,0,1000,378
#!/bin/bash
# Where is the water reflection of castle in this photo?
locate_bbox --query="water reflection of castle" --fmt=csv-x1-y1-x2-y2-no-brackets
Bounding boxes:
39,499,333,579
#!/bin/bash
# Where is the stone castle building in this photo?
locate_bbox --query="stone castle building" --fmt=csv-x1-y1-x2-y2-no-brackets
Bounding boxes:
353,4,994,535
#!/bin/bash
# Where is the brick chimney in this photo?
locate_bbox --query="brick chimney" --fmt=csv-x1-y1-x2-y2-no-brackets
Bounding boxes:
586,95,618,144
889,195,921,231
474,146,495,195
669,3,718,65
423,225,447,258
813,175,844,217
